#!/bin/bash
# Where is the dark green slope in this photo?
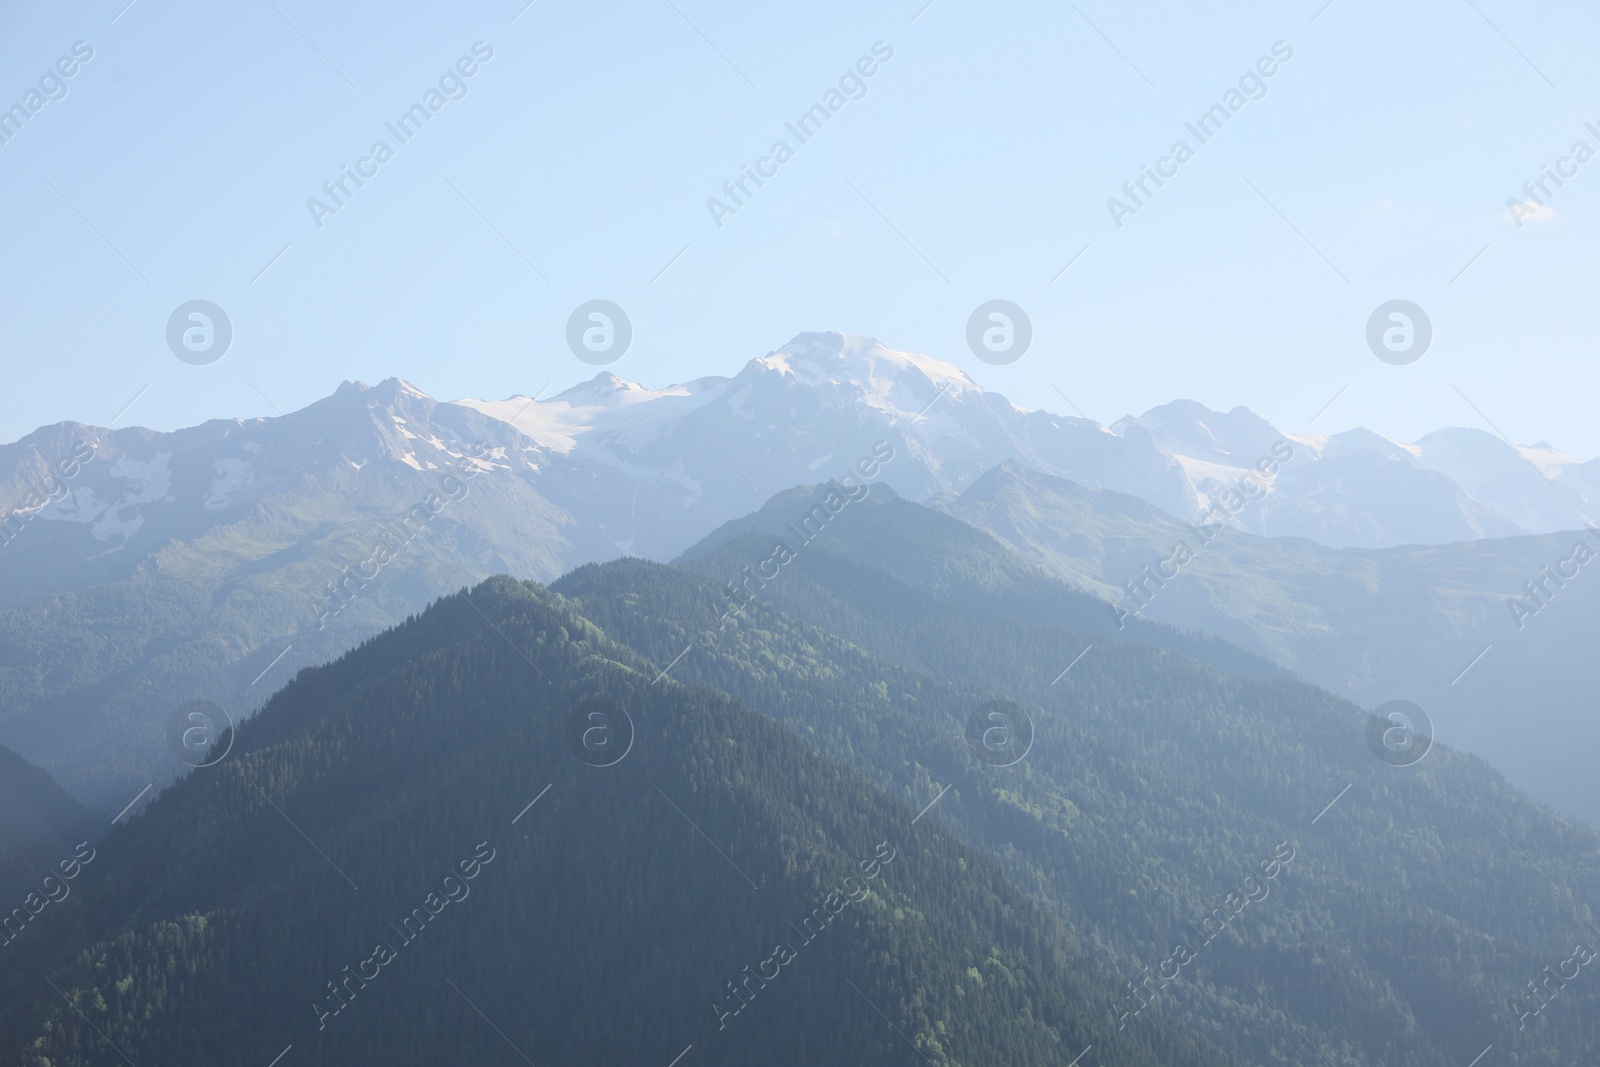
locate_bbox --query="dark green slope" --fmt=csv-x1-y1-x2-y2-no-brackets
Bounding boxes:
0,745,96,905
555,536,1600,1067
0,578,1223,1067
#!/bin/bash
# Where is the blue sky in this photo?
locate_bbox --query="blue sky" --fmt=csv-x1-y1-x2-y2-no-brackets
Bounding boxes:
3,0,1597,455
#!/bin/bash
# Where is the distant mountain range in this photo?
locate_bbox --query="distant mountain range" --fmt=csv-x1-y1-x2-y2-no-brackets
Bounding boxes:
1,331,1595,824
455,332,1600,551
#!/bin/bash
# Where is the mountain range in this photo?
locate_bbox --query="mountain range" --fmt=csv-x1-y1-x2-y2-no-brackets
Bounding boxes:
0,331,1594,825
5,542,1597,1064
4,332,1600,1065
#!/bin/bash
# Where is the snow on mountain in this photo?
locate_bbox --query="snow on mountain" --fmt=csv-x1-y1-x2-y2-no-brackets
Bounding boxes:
1119,402,1583,547
1410,427,1598,533
5,332,1595,605
461,332,1197,555
468,332,1600,554
0,377,564,610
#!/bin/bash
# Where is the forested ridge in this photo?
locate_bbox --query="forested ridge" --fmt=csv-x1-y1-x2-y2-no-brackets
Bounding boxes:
548,489,1600,1067
0,578,1224,1067
7,487,1599,1066
0,744,95,908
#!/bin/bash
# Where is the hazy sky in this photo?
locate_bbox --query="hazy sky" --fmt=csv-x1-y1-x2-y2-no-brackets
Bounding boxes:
3,0,1597,455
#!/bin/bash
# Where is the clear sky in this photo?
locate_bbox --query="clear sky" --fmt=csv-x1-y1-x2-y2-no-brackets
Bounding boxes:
2,0,1597,455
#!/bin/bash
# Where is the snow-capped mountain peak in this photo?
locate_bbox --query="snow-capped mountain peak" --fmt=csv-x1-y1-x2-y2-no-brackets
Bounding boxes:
759,331,979,395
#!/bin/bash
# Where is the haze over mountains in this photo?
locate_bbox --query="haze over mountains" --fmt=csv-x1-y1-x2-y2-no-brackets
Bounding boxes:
4,332,1592,598
5,331,1600,1066
1,331,1596,823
